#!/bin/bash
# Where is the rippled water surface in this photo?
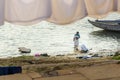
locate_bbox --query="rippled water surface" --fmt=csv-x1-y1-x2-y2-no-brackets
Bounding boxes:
0,12,120,58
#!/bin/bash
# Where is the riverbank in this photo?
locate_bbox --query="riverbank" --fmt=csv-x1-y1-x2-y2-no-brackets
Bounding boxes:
1,62,120,80
0,55,116,72
0,55,120,80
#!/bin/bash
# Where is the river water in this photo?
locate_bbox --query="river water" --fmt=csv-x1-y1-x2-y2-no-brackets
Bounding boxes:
0,12,120,58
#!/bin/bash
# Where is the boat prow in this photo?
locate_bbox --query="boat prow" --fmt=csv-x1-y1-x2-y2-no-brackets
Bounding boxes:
88,19,120,31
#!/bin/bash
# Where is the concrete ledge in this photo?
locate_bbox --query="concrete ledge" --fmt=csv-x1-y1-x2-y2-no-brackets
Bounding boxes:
77,64,120,80
35,74,87,80
57,69,77,76
27,72,42,79
0,74,32,80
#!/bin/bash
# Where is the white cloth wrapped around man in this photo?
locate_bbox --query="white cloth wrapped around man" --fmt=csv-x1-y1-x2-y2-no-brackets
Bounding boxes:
79,44,88,53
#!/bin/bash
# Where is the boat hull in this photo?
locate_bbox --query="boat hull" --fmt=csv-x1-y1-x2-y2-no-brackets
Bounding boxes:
88,19,120,31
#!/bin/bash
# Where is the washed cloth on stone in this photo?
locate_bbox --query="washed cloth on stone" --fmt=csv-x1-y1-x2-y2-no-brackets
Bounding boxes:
0,66,22,76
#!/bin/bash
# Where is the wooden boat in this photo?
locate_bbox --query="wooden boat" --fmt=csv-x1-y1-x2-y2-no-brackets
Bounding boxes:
88,19,120,31
95,19,120,23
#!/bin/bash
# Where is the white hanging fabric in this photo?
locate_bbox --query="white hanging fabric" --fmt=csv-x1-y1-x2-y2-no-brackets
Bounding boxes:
5,0,52,25
0,0,119,26
84,0,114,18
0,0,5,25
117,0,120,11
48,0,87,24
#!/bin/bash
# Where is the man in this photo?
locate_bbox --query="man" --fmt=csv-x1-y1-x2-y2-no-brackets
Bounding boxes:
80,44,88,53
73,32,80,51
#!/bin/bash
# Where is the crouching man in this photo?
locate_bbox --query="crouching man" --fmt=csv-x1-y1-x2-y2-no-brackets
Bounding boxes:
80,44,88,53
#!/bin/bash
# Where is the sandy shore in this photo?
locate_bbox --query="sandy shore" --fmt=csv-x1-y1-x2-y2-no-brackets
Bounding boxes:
0,55,120,80
0,55,115,72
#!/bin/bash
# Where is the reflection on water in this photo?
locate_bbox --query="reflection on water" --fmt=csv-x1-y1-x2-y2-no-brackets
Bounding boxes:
90,30,120,51
90,30,120,40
